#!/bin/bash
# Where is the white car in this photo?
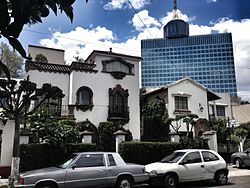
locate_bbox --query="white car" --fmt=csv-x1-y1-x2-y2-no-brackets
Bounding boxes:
145,149,228,188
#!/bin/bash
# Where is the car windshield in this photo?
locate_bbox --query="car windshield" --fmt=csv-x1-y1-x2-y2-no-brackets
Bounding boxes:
57,154,78,169
161,152,186,163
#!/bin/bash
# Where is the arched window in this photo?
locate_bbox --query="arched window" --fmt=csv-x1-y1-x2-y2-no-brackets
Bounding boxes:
76,86,93,111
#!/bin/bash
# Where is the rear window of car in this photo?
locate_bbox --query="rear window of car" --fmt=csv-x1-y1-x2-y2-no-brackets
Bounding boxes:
74,154,104,168
202,151,219,162
108,154,116,166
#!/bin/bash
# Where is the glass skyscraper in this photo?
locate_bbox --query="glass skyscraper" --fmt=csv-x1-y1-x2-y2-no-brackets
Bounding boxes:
141,5,237,96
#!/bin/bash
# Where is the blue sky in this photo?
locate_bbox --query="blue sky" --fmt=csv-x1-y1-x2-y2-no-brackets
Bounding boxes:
12,0,250,100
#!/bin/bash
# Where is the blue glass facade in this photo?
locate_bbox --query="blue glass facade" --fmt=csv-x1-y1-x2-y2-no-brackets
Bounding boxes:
141,33,238,96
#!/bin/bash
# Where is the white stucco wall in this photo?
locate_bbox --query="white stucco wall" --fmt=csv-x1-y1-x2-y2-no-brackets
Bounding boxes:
70,55,140,140
26,52,141,140
26,71,69,106
168,80,209,133
209,93,232,119
28,45,65,65
0,120,15,166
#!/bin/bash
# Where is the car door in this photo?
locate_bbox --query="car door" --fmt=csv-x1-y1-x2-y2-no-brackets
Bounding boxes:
244,148,250,166
178,151,205,181
65,154,107,188
201,151,222,179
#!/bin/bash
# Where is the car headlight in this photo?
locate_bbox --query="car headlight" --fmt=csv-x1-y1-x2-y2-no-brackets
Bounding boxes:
149,170,158,176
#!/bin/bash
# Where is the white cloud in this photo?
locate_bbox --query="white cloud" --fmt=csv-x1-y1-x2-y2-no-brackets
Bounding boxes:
39,10,250,100
206,0,217,3
131,10,161,31
104,0,150,10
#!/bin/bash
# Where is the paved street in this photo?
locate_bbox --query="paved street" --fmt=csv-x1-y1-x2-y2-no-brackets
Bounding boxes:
1,166,250,188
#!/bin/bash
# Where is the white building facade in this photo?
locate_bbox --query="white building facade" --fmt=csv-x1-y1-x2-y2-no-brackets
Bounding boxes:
26,45,141,140
143,77,220,135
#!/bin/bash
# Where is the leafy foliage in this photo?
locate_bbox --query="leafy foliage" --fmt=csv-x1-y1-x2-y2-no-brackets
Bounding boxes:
0,62,64,159
20,143,97,172
0,42,24,78
210,118,230,144
29,113,79,145
119,142,181,165
141,97,170,141
0,0,88,58
98,122,115,151
35,53,48,63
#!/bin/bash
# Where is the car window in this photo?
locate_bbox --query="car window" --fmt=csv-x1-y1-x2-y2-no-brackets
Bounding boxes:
244,148,250,153
161,152,186,163
74,154,104,168
182,152,202,164
108,154,116,166
202,151,219,162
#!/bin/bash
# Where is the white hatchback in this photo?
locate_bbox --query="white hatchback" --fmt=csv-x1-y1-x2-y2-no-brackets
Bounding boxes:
145,149,228,188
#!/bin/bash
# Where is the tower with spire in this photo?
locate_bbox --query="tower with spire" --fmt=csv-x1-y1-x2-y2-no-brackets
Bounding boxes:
163,0,189,38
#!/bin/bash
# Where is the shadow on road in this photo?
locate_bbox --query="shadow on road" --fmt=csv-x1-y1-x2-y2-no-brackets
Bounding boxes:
177,181,235,188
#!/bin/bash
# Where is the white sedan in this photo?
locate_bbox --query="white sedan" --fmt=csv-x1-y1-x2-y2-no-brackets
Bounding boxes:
145,149,228,188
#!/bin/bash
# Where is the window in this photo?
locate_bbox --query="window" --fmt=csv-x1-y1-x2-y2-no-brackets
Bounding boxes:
102,58,134,79
175,96,188,110
74,154,104,168
202,151,219,162
182,152,202,164
34,96,62,117
108,85,129,123
108,154,116,166
216,105,225,117
76,86,93,111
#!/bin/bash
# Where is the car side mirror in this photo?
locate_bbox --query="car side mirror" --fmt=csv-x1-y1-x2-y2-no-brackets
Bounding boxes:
246,151,250,155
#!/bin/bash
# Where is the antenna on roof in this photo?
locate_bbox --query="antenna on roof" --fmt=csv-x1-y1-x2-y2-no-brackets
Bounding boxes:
173,0,179,19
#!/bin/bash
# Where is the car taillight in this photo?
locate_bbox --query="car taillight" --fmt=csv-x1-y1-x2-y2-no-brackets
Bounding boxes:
18,177,24,185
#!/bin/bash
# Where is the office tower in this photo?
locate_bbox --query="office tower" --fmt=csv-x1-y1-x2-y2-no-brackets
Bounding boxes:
141,0,237,96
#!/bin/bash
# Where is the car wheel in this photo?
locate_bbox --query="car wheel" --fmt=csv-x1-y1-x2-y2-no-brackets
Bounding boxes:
236,158,243,168
116,176,133,188
164,174,178,188
36,182,56,188
215,171,228,185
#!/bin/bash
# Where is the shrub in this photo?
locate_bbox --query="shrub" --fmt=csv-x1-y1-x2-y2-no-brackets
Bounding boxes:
20,143,97,171
98,122,115,151
119,142,181,165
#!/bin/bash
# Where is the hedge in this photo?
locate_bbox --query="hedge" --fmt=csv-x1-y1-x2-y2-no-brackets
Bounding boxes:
20,143,97,172
119,142,181,165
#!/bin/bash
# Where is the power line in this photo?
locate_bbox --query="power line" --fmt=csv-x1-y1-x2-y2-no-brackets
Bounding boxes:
127,1,155,39
127,0,184,76
23,28,140,53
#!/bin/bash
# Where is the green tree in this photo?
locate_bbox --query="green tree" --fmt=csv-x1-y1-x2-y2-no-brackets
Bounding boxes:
35,53,48,63
29,113,79,145
0,0,88,58
166,114,199,147
0,42,24,78
141,97,170,141
0,63,64,183
210,118,230,144
98,122,115,151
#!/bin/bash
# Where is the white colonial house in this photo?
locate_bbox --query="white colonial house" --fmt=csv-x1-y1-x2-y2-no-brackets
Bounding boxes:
26,45,141,140
142,77,221,138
